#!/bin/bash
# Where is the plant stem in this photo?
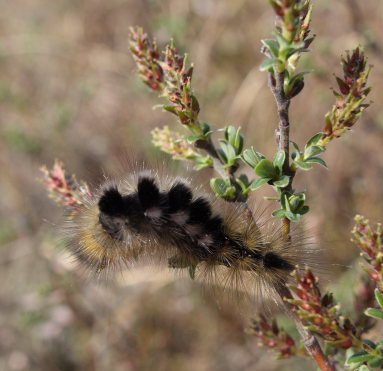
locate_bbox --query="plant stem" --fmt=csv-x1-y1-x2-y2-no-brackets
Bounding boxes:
270,71,290,169
269,69,335,371
268,70,293,177
277,285,336,371
269,69,294,236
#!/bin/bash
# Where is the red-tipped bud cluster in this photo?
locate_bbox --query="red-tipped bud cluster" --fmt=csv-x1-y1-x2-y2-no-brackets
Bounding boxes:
335,48,370,100
40,160,93,208
163,42,184,73
129,27,164,91
129,27,201,132
320,48,371,145
352,215,383,289
342,47,367,86
248,315,304,359
287,268,362,350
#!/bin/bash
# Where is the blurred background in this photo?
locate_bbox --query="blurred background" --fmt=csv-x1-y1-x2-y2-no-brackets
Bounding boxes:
1,0,382,370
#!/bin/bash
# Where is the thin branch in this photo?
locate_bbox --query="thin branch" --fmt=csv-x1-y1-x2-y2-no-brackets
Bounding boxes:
277,285,336,371
269,70,290,169
268,69,294,237
268,65,335,371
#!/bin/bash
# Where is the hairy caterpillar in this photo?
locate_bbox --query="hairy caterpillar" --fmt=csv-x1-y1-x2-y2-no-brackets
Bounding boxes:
64,169,316,305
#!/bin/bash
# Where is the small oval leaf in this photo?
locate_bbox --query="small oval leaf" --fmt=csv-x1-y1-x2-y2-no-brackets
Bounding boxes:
255,159,277,179
306,132,324,147
365,308,383,320
272,209,286,218
273,150,286,173
304,157,328,168
261,39,280,57
210,178,227,196
304,145,325,159
260,58,282,71
346,351,374,364
250,177,271,191
273,175,289,188
294,160,313,171
375,289,383,309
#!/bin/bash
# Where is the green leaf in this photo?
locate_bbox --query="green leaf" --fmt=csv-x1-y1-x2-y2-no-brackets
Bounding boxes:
357,366,371,371
272,209,286,218
280,192,289,211
346,351,374,364
304,157,328,168
219,141,237,163
210,178,237,199
306,132,324,147
287,193,306,213
255,159,278,179
237,174,250,188
286,47,310,59
184,134,205,143
216,148,227,163
241,148,265,168
193,155,213,170
285,211,301,222
291,141,300,153
223,186,237,199
162,104,178,115
261,39,280,57
368,357,383,368
273,150,286,173
234,128,244,154
294,160,312,170
365,308,383,320
210,178,227,196
225,126,236,142
298,205,309,215
288,197,303,213
237,175,251,195
375,289,383,309
304,145,325,159
260,58,282,71
273,175,289,188
199,121,211,134
275,32,290,49
225,126,244,154
250,177,271,191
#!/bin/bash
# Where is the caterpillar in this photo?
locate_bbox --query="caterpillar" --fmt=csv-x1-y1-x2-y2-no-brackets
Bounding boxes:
64,169,316,306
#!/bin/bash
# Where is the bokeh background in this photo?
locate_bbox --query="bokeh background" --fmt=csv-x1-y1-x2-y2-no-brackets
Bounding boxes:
1,0,383,370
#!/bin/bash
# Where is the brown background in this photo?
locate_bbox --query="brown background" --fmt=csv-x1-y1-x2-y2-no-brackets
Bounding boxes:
0,0,382,370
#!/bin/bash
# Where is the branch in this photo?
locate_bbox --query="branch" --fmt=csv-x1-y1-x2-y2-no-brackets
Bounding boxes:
268,69,295,235
269,70,290,174
264,3,333,367
277,285,336,371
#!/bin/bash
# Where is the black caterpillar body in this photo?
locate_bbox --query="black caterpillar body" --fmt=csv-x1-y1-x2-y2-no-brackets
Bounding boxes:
98,175,294,273
66,171,312,301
